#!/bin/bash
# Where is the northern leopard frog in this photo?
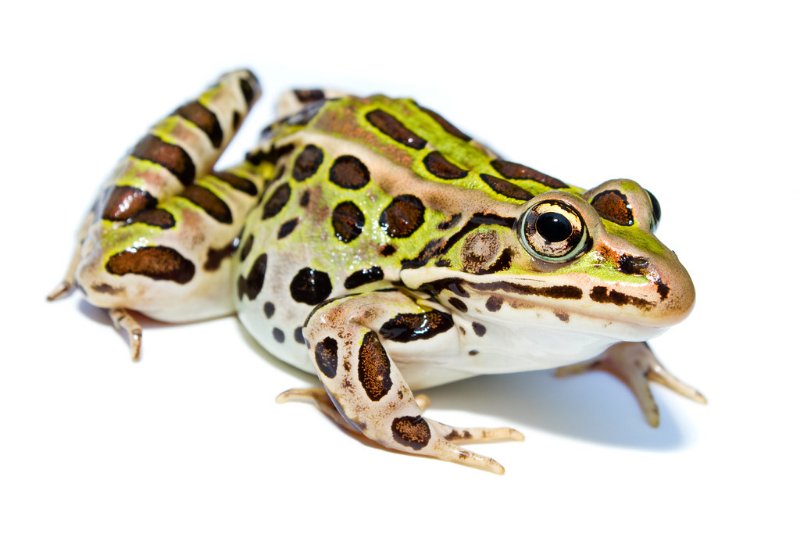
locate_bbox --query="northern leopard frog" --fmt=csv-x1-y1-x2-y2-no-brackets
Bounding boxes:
49,70,704,473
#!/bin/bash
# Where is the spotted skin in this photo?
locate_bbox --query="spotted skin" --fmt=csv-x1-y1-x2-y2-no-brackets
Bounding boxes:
53,71,699,474
65,70,270,321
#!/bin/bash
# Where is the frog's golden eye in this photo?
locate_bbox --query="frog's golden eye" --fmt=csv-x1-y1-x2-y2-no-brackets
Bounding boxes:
518,201,589,262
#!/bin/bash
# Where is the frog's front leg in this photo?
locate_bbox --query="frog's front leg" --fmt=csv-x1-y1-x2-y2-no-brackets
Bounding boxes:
556,342,707,426
293,290,523,474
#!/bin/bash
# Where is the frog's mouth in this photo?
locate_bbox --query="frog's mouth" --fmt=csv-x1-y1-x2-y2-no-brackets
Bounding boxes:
404,264,695,333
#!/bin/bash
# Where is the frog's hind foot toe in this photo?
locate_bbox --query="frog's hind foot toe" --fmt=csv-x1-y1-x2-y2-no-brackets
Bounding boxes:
556,341,706,427
108,308,143,362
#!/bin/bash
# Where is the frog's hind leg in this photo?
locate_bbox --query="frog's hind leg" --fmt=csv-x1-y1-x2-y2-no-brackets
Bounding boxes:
50,70,276,359
298,290,524,474
555,341,707,426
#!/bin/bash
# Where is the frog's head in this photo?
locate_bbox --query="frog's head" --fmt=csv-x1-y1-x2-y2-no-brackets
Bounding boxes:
405,179,694,337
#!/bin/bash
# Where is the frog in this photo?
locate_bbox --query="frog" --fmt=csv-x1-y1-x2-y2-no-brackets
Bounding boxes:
48,69,705,474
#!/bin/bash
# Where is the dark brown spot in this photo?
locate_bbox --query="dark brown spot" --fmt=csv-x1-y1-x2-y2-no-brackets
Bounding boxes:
332,201,364,243
106,246,195,284
391,416,431,450
417,105,471,141
272,328,285,343
469,349,479,356
292,145,324,181
445,430,473,440
203,240,236,271
590,286,651,309
486,295,503,311
127,208,175,229
262,183,291,219
592,190,633,226
263,301,275,318
656,280,670,300
480,173,533,201
243,254,268,300
294,327,305,344
277,218,299,239
236,276,245,300
239,234,254,261
472,322,486,336
365,109,426,149
132,134,196,186
329,155,371,189
232,110,241,130
358,332,393,401
491,160,567,188
294,89,325,103
437,213,462,230
448,297,468,313
299,190,310,207
619,254,649,276
423,151,468,179
175,101,223,148
401,238,445,269
213,171,258,196
555,311,570,322
344,266,384,289
102,186,157,221
380,195,425,238
423,278,470,298
379,309,454,343
246,143,295,166
180,185,232,223
91,283,122,295
379,244,396,256
239,72,259,108
290,267,332,305
315,337,338,378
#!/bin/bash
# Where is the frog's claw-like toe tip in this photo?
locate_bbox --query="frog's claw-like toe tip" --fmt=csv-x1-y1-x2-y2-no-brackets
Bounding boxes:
46,281,73,302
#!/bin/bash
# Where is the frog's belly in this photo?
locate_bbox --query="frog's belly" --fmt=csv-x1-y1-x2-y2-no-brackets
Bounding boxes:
239,300,664,390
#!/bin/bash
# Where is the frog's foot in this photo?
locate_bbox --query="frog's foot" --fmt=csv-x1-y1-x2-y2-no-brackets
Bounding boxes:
301,290,524,474
555,341,707,427
108,308,142,362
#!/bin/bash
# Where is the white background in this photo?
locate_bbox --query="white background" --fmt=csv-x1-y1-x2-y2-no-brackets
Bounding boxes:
2,1,798,532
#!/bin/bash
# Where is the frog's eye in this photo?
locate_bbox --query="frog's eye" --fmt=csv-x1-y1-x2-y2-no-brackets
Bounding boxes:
518,201,589,262
646,189,661,230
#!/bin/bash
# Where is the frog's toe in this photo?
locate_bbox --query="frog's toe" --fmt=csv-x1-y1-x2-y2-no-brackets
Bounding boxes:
438,445,507,475
556,341,706,427
108,308,143,362
441,425,525,445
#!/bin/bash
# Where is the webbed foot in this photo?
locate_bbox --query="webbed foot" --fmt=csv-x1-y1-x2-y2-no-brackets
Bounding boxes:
556,341,706,426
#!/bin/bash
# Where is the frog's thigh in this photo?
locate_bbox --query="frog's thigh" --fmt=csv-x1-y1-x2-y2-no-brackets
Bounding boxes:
303,290,522,474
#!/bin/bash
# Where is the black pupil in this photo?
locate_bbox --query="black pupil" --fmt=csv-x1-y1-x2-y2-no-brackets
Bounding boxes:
535,212,572,242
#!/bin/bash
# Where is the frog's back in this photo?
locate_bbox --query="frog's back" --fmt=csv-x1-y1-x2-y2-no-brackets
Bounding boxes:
234,94,579,370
